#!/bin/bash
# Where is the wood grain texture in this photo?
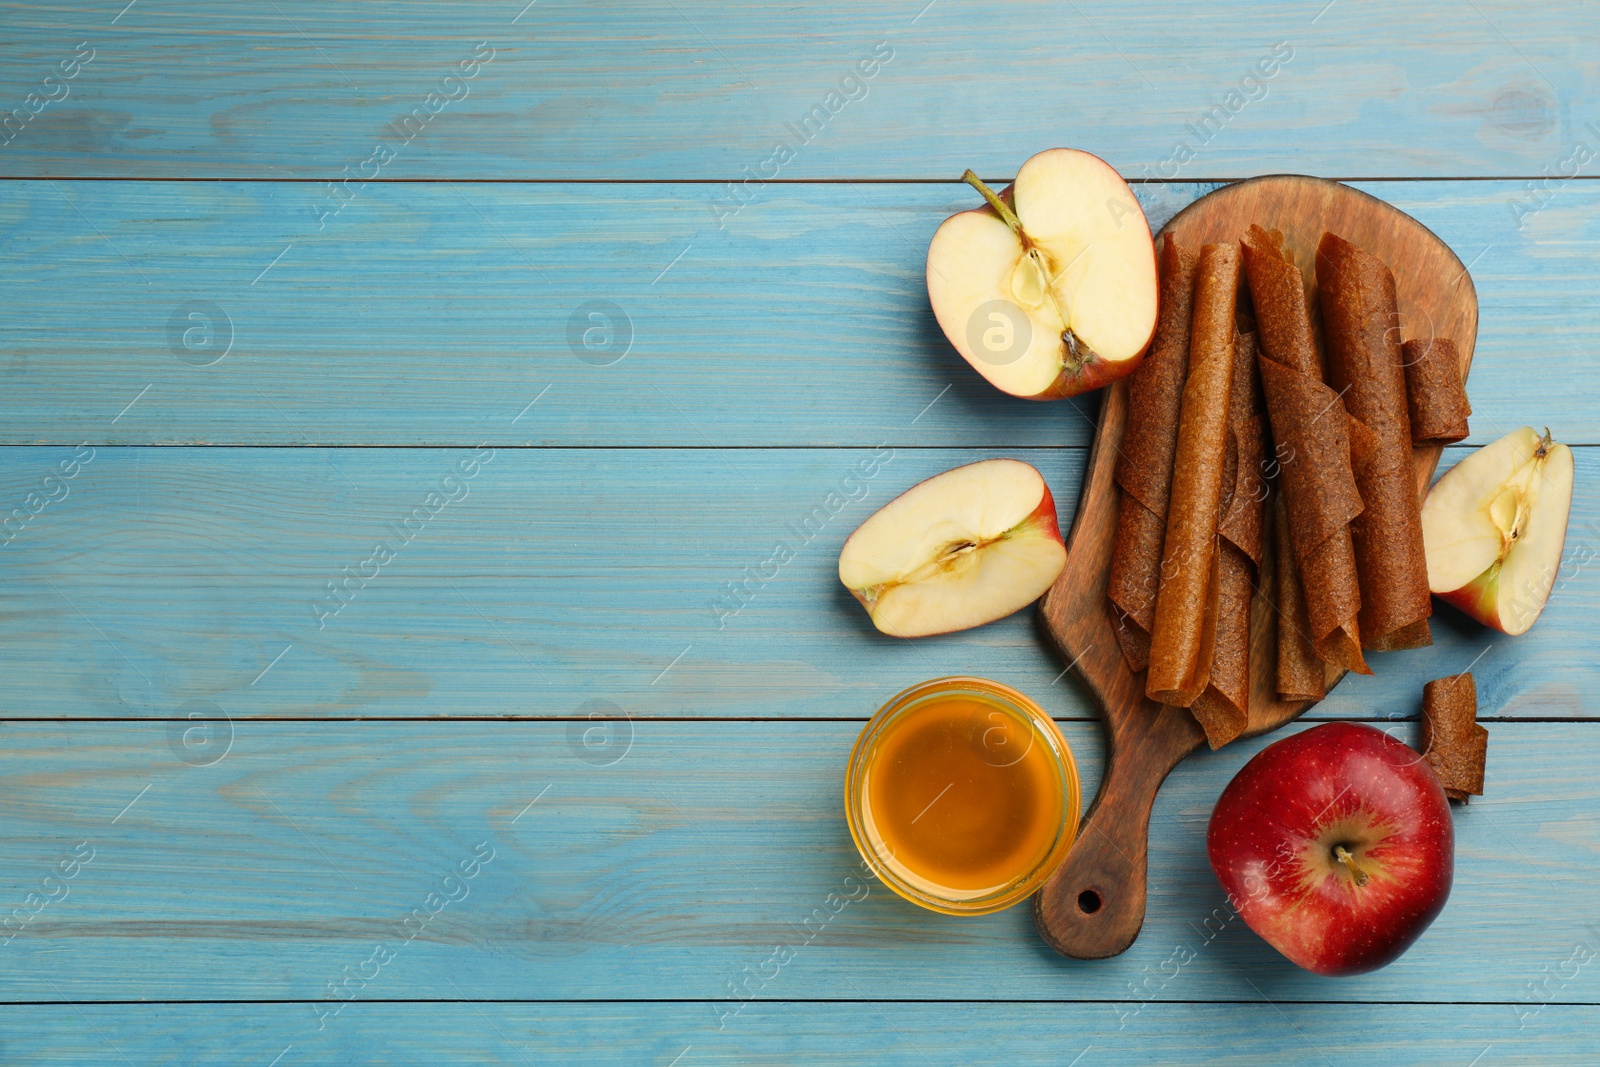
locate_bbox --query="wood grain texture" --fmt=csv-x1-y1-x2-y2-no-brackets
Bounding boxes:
0,1003,1595,1065
0,1,1591,180
0,180,1596,446
0,445,1593,721
0,719,1594,1005
1036,177,1477,960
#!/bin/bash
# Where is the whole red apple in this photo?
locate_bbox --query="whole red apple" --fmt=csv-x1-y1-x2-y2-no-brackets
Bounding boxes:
1207,722,1454,976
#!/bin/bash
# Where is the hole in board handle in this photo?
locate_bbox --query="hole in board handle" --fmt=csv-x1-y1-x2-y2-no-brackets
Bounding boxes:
1077,889,1102,914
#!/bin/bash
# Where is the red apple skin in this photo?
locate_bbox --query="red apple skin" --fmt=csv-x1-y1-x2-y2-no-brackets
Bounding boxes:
1207,722,1454,977
1433,520,1568,634
1028,340,1154,401
926,182,1157,402
1434,575,1501,633
1027,479,1064,543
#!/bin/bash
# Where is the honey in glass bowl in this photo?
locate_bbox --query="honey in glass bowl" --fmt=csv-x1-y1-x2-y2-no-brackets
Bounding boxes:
845,677,1081,915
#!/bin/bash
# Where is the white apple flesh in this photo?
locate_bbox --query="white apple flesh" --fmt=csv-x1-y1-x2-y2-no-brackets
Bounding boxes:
838,459,1067,637
926,148,1159,400
1421,427,1574,635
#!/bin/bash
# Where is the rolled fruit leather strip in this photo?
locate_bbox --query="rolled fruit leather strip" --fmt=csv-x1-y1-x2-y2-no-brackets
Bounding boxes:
1241,224,1370,675
1108,236,1199,672
1420,672,1486,802
1216,330,1269,568
1274,494,1326,701
1317,232,1433,652
1190,330,1268,748
1401,337,1472,445
1147,242,1239,708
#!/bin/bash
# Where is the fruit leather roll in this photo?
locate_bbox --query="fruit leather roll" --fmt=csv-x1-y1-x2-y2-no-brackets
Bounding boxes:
1241,225,1370,676
1109,236,1198,671
1401,337,1471,444
1317,233,1433,652
1217,331,1269,570
1147,243,1239,707
1191,330,1269,748
1420,672,1487,802
1274,494,1327,701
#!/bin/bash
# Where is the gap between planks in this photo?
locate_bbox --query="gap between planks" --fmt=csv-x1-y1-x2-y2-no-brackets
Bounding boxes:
8,175,1600,185
1,716,1595,724
0,444,1594,450
0,998,1593,1006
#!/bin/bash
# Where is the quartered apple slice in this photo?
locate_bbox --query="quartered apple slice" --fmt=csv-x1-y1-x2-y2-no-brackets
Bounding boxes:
926,148,1158,400
1421,426,1574,635
838,459,1066,638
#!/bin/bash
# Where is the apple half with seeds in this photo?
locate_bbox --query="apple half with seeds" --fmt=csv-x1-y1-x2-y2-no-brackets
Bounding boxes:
838,459,1066,637
926,148,1159,400
1421,426,1574,636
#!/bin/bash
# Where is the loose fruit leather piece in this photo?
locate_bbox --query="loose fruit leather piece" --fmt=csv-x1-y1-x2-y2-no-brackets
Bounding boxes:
1148,243,1239,708
1109,236,1199,671
1191,330,1268,748
1317,232,1433,653
1241,225,1371,676
1273,494,1326,701
1420,672,1487,802
1401,337,1472,444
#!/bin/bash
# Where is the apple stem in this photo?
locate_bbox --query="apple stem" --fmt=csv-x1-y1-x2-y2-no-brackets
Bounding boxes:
1333,845,1370,887
961,169,1025,237
1537,427,1554,459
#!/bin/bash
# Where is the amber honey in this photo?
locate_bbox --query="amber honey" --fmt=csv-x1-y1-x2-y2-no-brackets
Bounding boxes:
846,677,1081,915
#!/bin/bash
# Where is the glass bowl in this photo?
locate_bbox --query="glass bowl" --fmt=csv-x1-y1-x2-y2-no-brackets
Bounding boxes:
844,676,1081,915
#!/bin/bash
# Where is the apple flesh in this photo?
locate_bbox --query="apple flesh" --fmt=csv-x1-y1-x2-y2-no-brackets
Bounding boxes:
1421,427,1574,635
837,459,1066,637
926,148,1159,400
1208,722,1454,977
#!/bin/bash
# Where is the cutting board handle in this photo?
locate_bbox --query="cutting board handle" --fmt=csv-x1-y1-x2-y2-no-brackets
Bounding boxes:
1033,703,1202,959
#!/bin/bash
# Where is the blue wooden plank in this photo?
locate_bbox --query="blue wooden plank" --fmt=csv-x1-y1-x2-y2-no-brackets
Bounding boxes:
0,1003,1594,1065
0,1,1593,180
0,719,1593,1005
0,445,1592,720
0,179,1594,446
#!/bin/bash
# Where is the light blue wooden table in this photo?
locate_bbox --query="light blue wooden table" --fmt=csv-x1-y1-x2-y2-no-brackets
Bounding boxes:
2,2,1597,1063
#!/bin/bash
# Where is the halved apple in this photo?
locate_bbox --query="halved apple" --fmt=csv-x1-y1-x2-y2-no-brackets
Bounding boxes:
1421,427,1574,635
926,148,1159,400
838,459,1067,637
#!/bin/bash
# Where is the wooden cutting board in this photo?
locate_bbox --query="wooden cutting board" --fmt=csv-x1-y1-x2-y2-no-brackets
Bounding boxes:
1032,175,1478,959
